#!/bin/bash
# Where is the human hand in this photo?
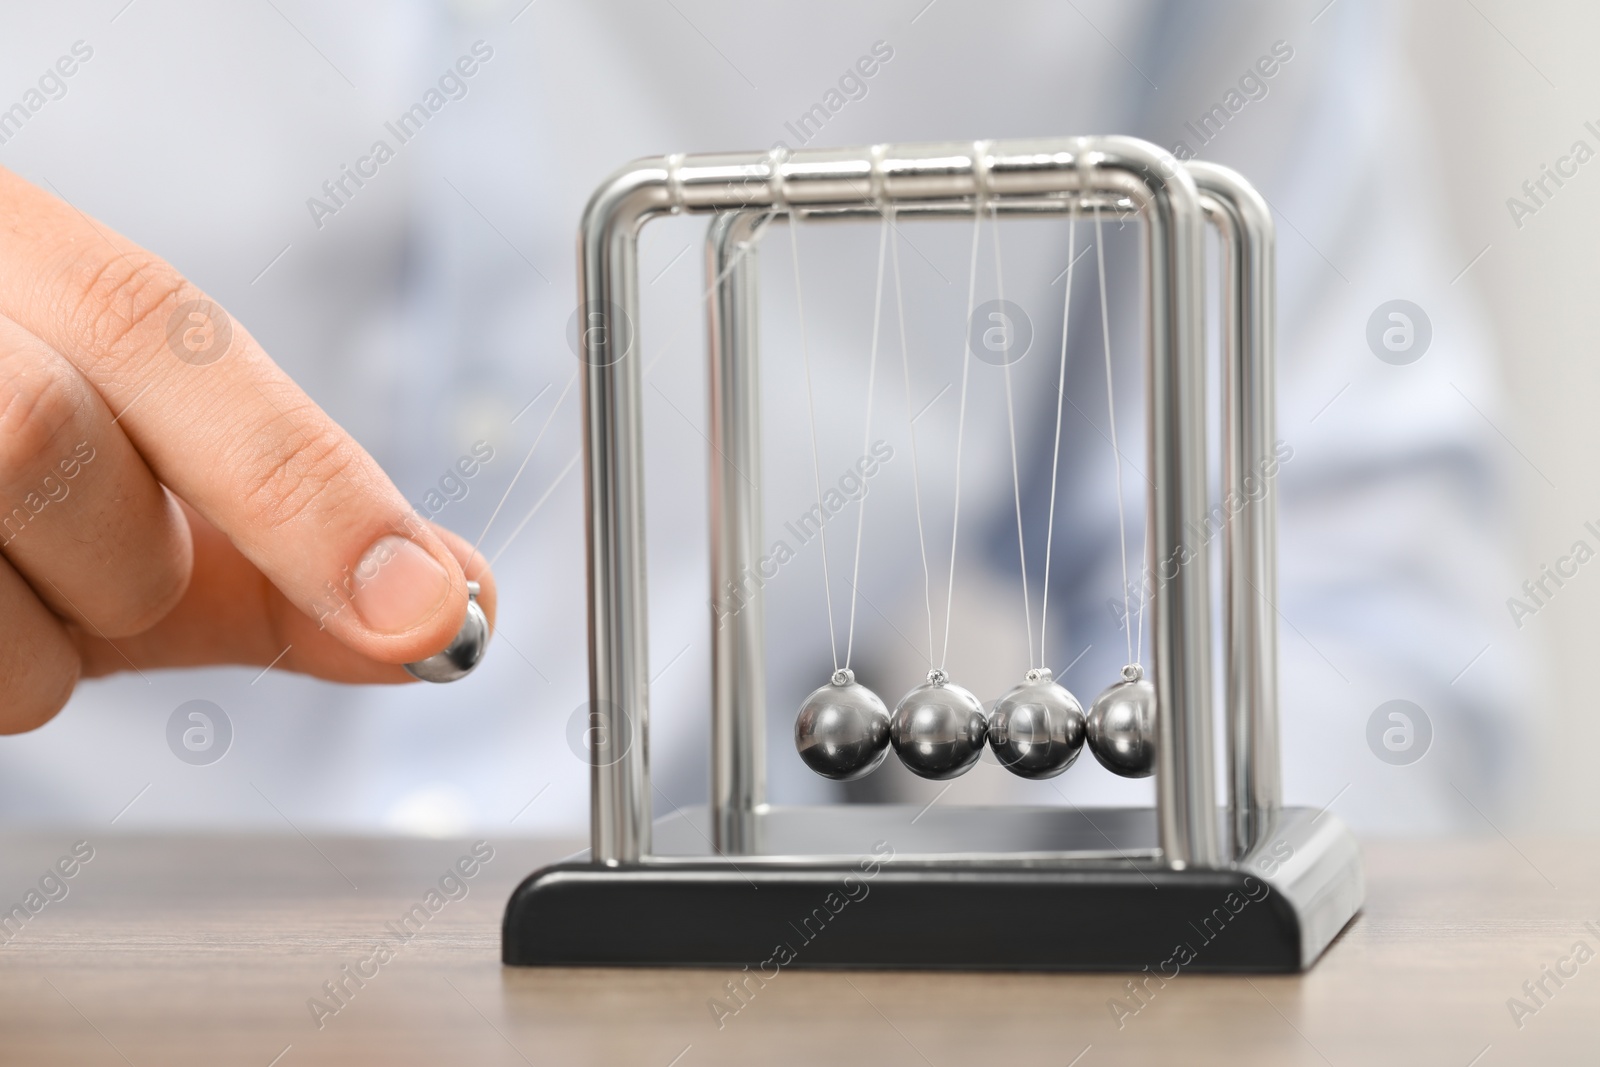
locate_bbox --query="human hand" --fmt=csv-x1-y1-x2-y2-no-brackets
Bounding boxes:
0,166,495,732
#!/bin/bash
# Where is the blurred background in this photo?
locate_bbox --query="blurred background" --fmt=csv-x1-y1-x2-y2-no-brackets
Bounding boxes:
0,0,1584,840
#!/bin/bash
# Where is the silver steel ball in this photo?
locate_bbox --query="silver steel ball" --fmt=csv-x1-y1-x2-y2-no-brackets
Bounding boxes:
1086,665,1157,778
403,582,489,683
988,668,1085,779
794,668,891,781
890,671,988,780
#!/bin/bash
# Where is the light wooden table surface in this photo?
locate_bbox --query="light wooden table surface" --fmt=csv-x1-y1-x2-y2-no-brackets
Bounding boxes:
0,832,1595,1065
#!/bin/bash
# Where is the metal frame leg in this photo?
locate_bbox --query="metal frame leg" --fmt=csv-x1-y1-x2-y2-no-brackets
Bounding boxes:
1192,163,1282,858
707,211,770,854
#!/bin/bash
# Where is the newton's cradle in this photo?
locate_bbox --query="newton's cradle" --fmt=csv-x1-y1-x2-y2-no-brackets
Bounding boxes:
502,137,1364,972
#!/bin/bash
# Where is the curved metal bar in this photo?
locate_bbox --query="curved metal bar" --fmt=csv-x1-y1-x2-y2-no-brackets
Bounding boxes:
707,210,771,855
579,137,1217,867
578,165,674,865
1190,162,1282,858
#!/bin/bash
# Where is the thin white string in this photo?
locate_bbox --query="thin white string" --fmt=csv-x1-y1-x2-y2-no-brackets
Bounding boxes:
488,450,580,566
890,211,937,671
940,209,984,670
1094,210,1134,668
843,215,891,669
1120,230,1151,669
1039,207,1077,671
479,211,780,583
1127,234,1150,668
789,216,840,671
470,366,578,566
1135,555,1148,665
991,205,1034,670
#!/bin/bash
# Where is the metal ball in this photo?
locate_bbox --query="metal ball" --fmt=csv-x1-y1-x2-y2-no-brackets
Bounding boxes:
988,668,1085,779
403,582,489,683
890,671,988,780
794,669,891,781
1086,665,1157,778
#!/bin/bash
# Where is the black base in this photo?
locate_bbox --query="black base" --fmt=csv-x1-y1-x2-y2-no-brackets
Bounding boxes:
502,805,1362,972
505,806,1356,972
508,863,1319,972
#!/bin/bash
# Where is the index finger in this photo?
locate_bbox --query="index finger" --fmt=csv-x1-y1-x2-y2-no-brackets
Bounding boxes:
0,167,474,663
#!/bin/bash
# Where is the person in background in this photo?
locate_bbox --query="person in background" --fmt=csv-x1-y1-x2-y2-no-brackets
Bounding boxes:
0,0,1525,837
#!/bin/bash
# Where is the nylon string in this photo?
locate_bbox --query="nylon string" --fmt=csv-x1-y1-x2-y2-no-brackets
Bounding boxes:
890,210,938,671
843,215,891,669
1039,207,1078,670
991,205,1035,670
939,209,985,670
789,216,840,670
1095,210,1135,669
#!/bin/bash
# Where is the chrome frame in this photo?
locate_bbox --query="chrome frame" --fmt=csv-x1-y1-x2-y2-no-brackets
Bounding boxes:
578,138,1283,870
1191,163,1282,859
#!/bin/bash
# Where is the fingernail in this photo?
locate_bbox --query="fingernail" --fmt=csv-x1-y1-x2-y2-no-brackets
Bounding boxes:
351,536,452,635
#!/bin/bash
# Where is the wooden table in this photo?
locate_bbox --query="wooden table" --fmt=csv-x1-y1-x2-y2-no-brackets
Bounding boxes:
0,832,1595,1065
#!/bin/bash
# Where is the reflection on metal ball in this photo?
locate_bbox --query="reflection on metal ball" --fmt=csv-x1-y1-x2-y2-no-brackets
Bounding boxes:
404,582,490,683
1086,664,1157,778
890,670,988,780
988,668,1085,779
795,668,891,781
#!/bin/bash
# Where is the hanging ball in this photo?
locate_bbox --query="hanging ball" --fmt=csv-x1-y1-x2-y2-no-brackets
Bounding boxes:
1086,664,1157,778
988,668,1086,779
890,670,988,780
795,668,891,781
404,582,490,683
